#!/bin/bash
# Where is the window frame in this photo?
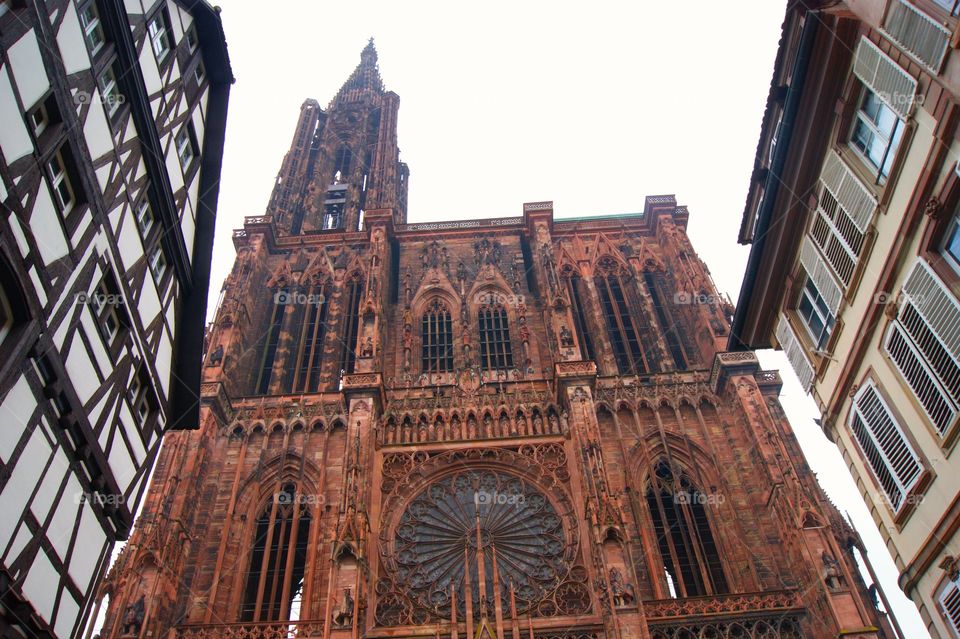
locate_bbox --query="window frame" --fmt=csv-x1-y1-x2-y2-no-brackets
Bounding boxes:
47,146,76,215
79,1,106,57
193,58,206,85
849,86,905,186
848,378,928,519
477,302,513,372
29,102,49,137
185,23,199,53
176,123,197,170
148,243,168,284
127,366,156,428
941,206,960,275
796,276,836,350
420,300,455,374
147,9,172,63
98,63,122,118
134,195,155,240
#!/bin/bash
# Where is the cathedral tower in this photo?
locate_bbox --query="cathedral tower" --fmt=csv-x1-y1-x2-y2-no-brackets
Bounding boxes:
95,43,898,639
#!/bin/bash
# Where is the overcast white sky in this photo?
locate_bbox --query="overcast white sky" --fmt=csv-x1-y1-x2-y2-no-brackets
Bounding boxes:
207,1,928,635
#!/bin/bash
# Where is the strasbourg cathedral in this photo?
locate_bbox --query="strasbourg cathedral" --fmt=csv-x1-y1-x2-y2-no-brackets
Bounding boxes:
95,42,898,639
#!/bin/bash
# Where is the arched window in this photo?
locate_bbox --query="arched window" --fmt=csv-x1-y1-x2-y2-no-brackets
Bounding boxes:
333,147,352,181
594,258,650,375
478,301,512,371
241,483,312,622
292,282,328,392
646,460,726,597
421,299,453,373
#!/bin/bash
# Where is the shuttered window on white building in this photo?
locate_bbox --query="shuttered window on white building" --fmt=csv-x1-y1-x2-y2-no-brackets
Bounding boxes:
812,151,876,288
776,314,815,392
849,381,924,513
799,236,844,315
883,0,951,73
853,35,919,120
885,259,960,436
940,577,960,637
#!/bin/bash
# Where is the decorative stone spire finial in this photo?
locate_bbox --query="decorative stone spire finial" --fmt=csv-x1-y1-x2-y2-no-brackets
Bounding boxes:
361,37,378,65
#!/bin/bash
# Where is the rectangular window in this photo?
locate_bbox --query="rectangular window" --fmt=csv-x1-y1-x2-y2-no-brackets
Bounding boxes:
849,381,924,513
943,208,960,272
79,2,105,55
176,124,196,169
148,11,171,61
186,24,199,52
885,259,960,435
47,147,76,215
128,368,154,426
941,578,960,637
93,280,124,347
851,88,904,184
194,60,205,85
135,196,154,238
797,277,836,350
98,65,121,117
30,103,48,136
148,244,167,281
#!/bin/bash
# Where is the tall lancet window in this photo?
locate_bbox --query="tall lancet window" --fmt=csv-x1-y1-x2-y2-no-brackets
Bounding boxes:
564,273,594,360
421,299,454,373
256,288,288,394
646,460,727,598
594,257,647,375
293,282,329,392
478,301,512,371
337,275,363,380
333,147,352,181
241,483,311,622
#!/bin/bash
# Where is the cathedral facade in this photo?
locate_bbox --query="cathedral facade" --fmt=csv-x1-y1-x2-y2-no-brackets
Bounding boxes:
96,42,895,639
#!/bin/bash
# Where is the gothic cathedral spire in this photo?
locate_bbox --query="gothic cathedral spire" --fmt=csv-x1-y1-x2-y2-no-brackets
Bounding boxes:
267,40,408,235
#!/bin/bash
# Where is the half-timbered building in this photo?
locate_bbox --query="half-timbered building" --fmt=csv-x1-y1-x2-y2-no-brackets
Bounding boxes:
0,1,231,637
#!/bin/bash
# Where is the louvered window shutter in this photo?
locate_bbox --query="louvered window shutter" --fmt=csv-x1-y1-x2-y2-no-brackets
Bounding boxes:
849,381,923,512
799,236,843,315
883,0,950,72
885,260,960,435
852,35,918,119
776,315,815,392
941,579,960,636
811,152,875,287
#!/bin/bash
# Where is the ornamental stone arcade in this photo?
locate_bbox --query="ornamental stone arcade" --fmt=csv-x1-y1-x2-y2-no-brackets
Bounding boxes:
96,41,898,639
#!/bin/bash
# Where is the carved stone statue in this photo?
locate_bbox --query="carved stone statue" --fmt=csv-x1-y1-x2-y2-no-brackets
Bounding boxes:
559,325,574,348
333,587,354,626
121,596,145,637
822,551,844,590
609,567,636,606
207,343,224,366
361,335,374,358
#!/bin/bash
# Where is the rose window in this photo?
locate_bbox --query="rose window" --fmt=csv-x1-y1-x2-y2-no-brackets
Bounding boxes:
393,469,567,617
